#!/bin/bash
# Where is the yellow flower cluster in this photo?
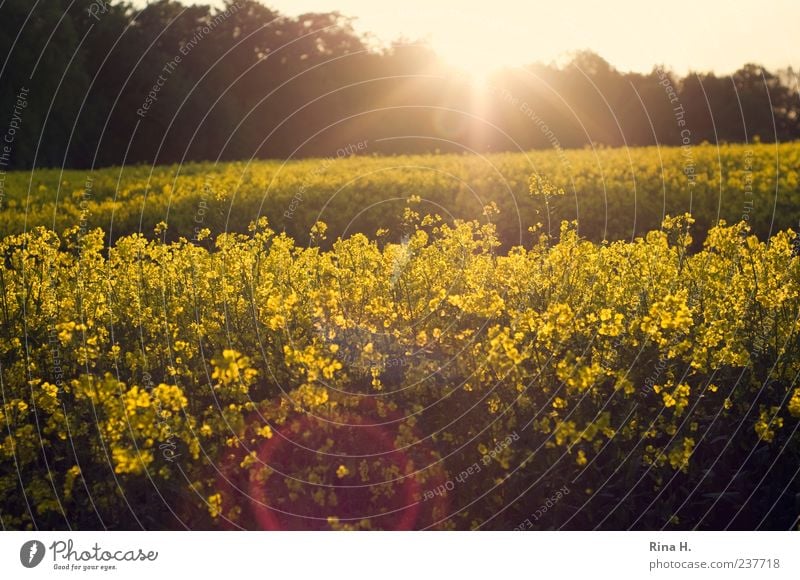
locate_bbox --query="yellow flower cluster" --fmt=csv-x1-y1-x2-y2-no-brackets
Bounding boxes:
1,207,799,530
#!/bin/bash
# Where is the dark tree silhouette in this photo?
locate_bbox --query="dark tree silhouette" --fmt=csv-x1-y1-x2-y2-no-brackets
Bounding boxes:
0,0,797,170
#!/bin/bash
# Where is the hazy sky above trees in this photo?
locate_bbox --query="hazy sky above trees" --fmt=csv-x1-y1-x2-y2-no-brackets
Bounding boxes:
161,0,799,75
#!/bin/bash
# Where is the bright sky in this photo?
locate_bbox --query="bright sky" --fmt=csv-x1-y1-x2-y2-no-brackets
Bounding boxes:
148,0,798,75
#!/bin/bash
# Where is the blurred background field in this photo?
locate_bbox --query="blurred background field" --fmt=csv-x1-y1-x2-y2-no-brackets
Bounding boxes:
3,142,799,248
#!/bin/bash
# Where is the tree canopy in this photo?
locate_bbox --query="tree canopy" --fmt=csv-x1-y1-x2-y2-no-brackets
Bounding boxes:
0,0,797,170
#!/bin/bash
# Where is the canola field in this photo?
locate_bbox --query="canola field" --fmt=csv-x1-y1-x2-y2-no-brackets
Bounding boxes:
1,143,799,530
3,142,800,247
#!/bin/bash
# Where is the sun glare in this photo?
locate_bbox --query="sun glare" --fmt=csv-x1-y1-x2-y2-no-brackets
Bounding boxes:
435,42,506,81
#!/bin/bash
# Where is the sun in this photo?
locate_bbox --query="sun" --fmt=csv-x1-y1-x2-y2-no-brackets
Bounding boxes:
435,40,504,82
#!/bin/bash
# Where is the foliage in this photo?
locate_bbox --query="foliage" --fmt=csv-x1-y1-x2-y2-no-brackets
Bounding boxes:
1,209,799,530
3,143,800,252
1,1,799,169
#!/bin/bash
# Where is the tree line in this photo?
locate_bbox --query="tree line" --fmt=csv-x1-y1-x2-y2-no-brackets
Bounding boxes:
0,0,797,170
